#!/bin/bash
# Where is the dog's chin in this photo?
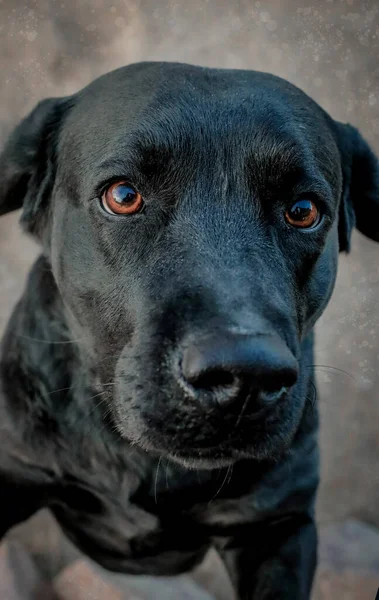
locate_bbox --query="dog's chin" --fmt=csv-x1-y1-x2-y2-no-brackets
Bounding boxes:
167,454,237,470
117,424,294,470
114,410,299,470
165,448,252,470
164,439,292,470
113,390,302,470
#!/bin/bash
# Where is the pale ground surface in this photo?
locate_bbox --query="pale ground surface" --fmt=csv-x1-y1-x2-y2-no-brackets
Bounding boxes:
1,1,378,597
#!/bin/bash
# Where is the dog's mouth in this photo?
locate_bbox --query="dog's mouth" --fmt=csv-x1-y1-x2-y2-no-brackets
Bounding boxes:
113,333,303,468
114,385,297,470
167,438,258,468
165,427,293,470
111,314,303,469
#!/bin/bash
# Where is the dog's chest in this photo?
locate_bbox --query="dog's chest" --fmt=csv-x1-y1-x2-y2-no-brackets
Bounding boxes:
48,452,214,574
48,447,287,576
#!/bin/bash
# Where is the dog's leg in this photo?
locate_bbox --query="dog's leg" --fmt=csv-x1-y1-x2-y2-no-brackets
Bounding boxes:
217,513,317,600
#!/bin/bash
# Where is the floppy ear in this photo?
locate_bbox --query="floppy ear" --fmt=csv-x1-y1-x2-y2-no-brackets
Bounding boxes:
0,96,71,237
335,122,379,252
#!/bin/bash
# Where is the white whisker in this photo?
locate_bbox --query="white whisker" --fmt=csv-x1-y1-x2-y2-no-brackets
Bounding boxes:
154,456,162,505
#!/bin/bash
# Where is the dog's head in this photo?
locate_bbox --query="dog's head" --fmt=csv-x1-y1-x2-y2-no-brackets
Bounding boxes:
1,63,378,468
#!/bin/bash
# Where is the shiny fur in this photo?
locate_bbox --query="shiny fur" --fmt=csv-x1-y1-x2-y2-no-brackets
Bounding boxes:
1,63,378,599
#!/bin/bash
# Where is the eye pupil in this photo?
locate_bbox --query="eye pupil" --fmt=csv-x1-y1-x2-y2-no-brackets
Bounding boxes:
290,200,312,219
285,198,320,229
112,185,136,204
102,181,144,216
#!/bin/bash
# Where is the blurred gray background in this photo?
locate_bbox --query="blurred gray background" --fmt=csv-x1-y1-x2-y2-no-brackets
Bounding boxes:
0,1,378,598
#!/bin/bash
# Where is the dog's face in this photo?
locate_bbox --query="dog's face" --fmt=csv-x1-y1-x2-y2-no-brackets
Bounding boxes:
1,63,378,468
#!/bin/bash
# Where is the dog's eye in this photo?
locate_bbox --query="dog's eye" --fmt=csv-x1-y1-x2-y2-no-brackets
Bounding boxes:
285,199,320,229
101,182,144,215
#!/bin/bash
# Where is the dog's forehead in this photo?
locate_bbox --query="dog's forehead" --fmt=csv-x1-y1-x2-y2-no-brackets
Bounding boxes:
59,63,339,187
65,63,322,138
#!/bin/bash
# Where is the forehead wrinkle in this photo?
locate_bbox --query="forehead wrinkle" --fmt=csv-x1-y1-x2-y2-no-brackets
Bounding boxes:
58,87,336,205
248,137,307,178
94,117,308,202
91,130,198,200
242,114,322,193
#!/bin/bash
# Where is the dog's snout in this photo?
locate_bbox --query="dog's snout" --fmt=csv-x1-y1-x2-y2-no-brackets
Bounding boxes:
180,332,298,409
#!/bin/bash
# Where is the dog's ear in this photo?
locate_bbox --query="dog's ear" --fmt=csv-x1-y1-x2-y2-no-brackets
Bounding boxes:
335,122,379,252
0,96,71,236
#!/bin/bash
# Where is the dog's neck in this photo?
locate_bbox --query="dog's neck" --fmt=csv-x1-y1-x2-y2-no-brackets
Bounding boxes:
0,255,116,444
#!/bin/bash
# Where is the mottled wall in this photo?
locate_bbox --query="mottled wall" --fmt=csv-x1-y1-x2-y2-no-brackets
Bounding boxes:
0,0,378,527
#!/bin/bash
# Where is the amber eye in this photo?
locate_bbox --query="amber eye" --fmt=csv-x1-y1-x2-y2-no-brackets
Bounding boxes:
101,181,144,215
285,199,320,229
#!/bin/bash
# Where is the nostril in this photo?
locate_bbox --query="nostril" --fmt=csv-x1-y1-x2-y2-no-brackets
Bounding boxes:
179,332,299,406
193,369,236,391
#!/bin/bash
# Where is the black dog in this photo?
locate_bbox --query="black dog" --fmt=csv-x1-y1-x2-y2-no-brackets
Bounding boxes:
0,62,378,599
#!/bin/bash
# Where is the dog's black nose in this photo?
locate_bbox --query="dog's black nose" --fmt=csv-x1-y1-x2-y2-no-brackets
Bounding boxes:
180,333,298,409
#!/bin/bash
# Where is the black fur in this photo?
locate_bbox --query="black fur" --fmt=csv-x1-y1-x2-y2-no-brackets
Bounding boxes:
0,62,378,599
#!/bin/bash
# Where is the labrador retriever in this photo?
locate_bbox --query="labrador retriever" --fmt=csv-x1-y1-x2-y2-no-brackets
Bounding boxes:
0,62,378,599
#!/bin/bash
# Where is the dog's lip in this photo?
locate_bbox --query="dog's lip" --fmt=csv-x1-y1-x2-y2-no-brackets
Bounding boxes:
167,443,252,469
